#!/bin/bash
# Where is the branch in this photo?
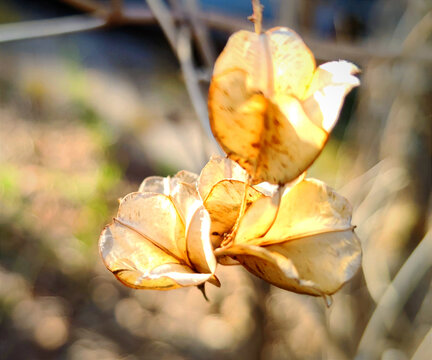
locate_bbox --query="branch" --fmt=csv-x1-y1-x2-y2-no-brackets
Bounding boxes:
355,229,432,359
0,15,105,43
250,0,263,34
146,0,222,160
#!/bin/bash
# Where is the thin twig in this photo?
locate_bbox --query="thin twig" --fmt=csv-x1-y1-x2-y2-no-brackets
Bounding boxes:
146,0,221,161
146,0,178,53
0,15,105,43
355,229,432,359
177,26,220,159
110,0,124,20
4,3,430,63
183,0,216,68
62,0,109,15
410,327,432,360
250,0,263,34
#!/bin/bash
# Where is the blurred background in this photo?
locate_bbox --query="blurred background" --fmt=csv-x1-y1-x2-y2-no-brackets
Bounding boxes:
0,1,430,359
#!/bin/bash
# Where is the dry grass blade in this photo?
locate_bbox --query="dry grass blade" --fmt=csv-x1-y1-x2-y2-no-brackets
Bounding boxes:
410,327,432,360
355,229,432,359
147,0,221,158
0,15,105,43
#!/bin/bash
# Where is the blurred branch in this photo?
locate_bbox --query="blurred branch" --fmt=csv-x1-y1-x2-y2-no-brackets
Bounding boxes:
250,0,263,34
62,0,109,15
146,0,221,161
177,26,215,150
355,229,432,359
411,327,432,360
0,15,105,43
146,0,178,53
183,0,216,68
0,2,428,64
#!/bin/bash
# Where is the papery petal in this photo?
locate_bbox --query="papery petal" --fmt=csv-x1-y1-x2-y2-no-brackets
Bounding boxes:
212,27,315,99
174,170,199,185
254,179,353,246
116,192,189,265
185,205,220,287
139,175,200,227
138,175,168,194
235,192,281,244
302,61,360,132
217,230,361,296
198,155,249,201
267,27,315,98
99,221,212,289
209,28,358,185
209,68,328,184
203,179,263,248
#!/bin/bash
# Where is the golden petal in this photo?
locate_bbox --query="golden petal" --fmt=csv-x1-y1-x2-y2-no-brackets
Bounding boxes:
174,170,199,186
266,27,315,99
203,179,263,248
198,154,249,201
235,191,281,244
216,230,361,296
257,179,353,246
209,69,327,184
116,192,188,264
302,61,360,131
139,175,200,227
185,206,217,276
212,27,315,99
100,222,212,289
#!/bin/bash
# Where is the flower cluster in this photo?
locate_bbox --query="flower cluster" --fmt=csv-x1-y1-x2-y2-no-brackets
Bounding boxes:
99,26,362,299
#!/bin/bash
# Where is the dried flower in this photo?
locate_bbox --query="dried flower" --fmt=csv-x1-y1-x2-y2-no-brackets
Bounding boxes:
99,172,219,290
208,27,359,184
214,177,361,296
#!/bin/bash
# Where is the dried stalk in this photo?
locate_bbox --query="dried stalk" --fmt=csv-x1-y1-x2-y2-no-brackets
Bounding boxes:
355,229,432,359
250,0,264,34
0,15,105,43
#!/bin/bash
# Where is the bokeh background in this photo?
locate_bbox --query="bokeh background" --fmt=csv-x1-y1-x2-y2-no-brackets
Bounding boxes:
0,1,430,359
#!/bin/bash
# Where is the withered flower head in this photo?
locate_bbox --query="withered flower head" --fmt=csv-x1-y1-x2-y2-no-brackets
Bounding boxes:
208,27,359,184
99,172,219,290
208,166,362,296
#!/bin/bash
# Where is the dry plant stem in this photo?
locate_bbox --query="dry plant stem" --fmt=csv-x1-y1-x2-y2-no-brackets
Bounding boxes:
2,2,428,62
177,26,217,162
147,0,221,160
146,0,178,53
110,0,123,19
62,0,109,14
355,229,432,360
411,328,432,360
183,0,216,68
251,0,263,34
0,16,105,43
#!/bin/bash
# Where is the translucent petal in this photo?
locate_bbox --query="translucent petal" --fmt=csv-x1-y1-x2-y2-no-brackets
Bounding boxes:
235,191,281,244
257,179,353,246
116,192,188,264
217,230,361,296
185,206,217,276
203,179,263,248
302,61,360,132
209,69,327,184
139,175,200,227
209,28,358,184
267,27,315,98
212,27,315,99
198,154,249,202
100,222,211,290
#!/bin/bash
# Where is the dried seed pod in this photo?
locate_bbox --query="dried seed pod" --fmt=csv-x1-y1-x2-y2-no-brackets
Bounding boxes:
209,27,359,184
99,174,219,290
216,178,361,296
